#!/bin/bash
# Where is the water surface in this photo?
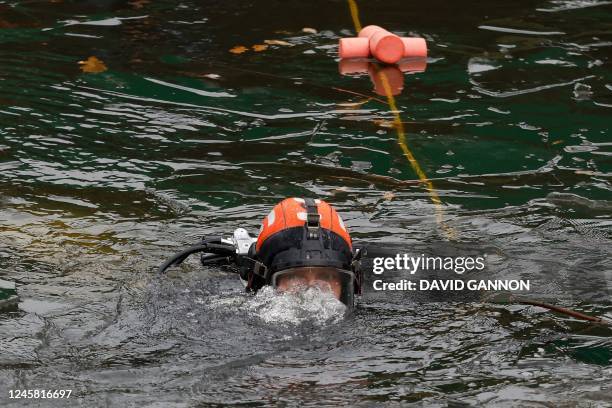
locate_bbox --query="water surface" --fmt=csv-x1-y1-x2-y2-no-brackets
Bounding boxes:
1,0,611,406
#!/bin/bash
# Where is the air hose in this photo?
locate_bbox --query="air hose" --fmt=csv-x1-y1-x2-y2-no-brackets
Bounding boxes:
157,238,235,275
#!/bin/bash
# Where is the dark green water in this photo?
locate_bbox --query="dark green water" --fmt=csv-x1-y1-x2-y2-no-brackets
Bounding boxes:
1,0,611,406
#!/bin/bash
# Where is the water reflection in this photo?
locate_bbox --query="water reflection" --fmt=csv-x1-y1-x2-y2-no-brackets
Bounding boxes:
339,58,427,96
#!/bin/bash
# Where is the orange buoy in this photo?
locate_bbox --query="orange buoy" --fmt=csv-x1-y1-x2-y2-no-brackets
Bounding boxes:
338,25,427,63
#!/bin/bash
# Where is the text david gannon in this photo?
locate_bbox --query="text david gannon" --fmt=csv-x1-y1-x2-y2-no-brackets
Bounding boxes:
373,279,531,291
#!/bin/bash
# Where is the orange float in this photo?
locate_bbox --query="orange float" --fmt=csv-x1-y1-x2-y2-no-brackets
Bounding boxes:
339,25,427,63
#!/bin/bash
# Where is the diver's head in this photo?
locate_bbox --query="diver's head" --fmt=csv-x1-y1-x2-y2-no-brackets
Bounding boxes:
244,198,360,307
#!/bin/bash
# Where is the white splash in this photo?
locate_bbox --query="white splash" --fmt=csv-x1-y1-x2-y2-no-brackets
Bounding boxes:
246,286,347,325
207,286,346,326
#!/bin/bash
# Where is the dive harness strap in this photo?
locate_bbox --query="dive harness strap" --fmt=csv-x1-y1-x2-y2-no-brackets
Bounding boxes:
247,257,270,281
351,247,364,294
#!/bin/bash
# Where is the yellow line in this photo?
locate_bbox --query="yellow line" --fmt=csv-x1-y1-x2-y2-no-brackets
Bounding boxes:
347,0,362,33
346,1,456,239
378,75,439,202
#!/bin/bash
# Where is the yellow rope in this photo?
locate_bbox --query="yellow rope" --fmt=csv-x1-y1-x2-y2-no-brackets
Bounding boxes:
347,0,362,33
346,1,456,239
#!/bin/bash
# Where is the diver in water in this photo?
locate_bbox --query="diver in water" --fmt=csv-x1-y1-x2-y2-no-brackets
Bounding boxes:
158,198,363,307
157,197,611,324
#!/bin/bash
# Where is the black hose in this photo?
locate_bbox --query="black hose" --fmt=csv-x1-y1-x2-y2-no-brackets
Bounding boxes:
201,253,232,265
157,239,235,275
